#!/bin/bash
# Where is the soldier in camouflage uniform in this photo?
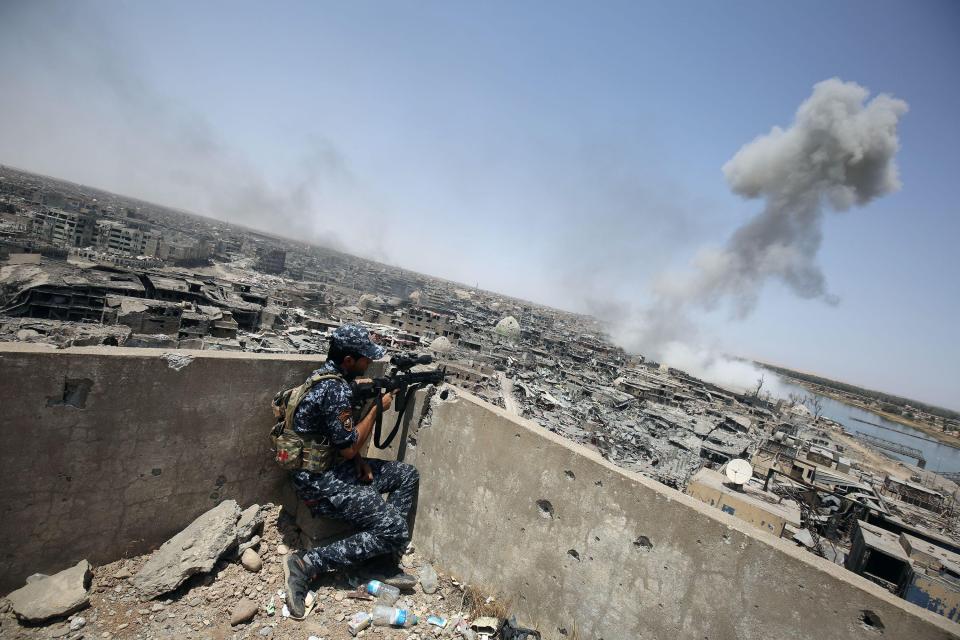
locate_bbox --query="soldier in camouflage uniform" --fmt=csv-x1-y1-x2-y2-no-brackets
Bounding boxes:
284,324,419,619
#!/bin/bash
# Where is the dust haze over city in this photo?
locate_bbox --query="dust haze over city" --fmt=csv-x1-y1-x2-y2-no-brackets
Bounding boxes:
3,2,960,637
1,1,957,408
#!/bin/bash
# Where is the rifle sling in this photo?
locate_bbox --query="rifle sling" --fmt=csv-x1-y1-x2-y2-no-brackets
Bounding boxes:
372,384,426,450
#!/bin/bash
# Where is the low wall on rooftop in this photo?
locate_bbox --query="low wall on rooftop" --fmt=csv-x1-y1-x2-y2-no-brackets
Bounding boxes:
379,387,959,640
0,343,324,594
1,344,956,639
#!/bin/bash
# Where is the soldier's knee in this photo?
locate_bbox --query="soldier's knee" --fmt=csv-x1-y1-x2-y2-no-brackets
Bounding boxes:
400,463,419,485
376,514,409,546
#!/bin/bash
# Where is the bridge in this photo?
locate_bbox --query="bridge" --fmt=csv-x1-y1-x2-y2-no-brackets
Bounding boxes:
854,431,926,468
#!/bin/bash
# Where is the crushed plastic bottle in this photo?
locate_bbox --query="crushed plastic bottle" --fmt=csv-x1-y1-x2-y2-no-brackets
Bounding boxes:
371,604,418,628
365,579,400,605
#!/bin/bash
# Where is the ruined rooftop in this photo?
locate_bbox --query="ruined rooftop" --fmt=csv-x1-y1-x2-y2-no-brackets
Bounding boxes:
0,344,956,640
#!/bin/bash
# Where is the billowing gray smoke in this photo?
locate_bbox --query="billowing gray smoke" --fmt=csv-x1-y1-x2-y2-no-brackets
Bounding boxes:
611,78,908,389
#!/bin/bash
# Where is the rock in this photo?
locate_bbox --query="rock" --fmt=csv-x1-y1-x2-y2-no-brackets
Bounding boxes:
419,564,438,595
238,535,261,555
113,568,132,580
7,560,92,622
241,549,263,573
259,624,274,636
276,544,289,556
26,573,49,584
237,504,270,542
131,500,242,599
150,603,164,612
70,616,87,631
230,598,258,625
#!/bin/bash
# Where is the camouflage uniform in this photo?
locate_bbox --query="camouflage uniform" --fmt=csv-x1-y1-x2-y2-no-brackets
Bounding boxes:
290,328,419,574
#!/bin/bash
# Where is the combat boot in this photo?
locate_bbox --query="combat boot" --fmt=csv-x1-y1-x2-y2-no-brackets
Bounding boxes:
283,552,315,620
368,552,417,590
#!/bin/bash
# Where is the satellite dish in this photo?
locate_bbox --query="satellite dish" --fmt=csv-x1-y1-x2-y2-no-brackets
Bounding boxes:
725,459,754,486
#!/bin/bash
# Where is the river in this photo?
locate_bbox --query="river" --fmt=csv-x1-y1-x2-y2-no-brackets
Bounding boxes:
774,379,960,473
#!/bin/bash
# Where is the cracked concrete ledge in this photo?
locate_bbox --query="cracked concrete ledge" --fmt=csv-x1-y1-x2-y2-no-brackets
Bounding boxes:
0,341,330,362
2,345,956,639
160,352,195,371
388,386,960,640
0,344,329,594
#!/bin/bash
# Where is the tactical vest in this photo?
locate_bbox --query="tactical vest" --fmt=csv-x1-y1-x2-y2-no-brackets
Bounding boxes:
270,371,345,473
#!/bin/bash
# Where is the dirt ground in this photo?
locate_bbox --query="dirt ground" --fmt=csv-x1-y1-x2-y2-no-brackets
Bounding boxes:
0,505,497,640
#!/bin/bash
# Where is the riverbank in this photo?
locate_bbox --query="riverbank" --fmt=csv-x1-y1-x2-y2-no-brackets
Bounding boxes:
787,377,960,447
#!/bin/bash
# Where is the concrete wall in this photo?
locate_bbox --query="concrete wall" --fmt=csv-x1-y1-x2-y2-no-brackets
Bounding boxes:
2,344,957,639
395,387,959,640
0,343,324,593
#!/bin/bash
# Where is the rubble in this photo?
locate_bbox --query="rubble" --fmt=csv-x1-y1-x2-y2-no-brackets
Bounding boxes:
6,560,92,622
131,499,242,599
237,503,270,542
0,504,523,640
419,563,438,594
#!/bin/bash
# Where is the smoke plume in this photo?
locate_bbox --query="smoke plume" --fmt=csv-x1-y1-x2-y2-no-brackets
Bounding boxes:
0,3,390,258
610,78,908,390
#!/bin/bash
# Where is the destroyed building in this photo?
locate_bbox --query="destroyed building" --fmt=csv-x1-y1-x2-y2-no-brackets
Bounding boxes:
3,165,960,631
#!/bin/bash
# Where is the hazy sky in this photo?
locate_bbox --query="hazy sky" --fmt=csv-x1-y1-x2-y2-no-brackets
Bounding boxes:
1,1,958,409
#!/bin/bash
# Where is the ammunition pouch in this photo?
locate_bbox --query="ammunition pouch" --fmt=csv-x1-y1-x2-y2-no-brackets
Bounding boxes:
269,371,344,473
270,424,339,473
301,435,337,473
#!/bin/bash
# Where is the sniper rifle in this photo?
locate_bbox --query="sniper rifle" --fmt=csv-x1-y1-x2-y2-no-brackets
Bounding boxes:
350,353,448,451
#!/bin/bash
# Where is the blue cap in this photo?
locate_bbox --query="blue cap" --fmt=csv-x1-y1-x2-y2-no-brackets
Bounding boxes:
331,324,386,360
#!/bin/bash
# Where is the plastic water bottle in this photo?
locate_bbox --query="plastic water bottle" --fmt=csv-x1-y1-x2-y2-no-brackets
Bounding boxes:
365,580,400,605
372,604,418,627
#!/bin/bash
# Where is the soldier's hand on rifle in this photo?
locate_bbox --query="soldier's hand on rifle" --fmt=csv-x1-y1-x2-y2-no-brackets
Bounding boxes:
355,458,374,483
380,391,395,412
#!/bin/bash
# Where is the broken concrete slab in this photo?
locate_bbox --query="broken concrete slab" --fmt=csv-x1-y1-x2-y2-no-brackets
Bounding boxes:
6,560,91,623
237,503,270,542
131,500,241,600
